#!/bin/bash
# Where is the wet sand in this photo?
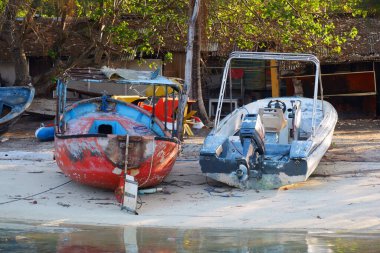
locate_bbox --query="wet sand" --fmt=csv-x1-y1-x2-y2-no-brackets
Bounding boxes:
0,116,380,231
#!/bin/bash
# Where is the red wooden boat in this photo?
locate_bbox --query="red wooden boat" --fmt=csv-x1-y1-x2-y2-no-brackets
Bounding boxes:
54,68,181,204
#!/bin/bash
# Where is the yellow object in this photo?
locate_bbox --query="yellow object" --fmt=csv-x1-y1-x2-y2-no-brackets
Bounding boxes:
112,95,147,103
184,110,197,120
270,60,280,97
182,100,197,136
145,86,177,97
183,123,194,136
145,78,183,96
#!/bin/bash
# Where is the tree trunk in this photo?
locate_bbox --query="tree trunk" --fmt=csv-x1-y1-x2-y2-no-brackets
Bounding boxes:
94,0,118,65
1,0,31,86
13,48,31,86
32,1,69,94
33,0,94,95
93,1,106,64
176,0,200,140
193,4,211,125
34,42,96,96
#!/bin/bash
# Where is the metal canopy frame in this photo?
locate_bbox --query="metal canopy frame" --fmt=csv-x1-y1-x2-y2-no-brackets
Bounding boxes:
214,51,324,137
57,68,181,137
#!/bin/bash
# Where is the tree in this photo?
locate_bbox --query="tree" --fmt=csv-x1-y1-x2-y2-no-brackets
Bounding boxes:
0,0,372,116
207,0,366,56
187,0,370,125
177,0,200,139
192,0,211,125
0,0,34,86
0,0,189,92
360,0,380,15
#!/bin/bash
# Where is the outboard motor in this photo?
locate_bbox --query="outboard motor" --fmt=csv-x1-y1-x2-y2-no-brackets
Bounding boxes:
238,114,265,180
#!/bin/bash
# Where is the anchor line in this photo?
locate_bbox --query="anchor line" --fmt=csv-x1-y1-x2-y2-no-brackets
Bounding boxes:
0,180,72,205
139,138,156,187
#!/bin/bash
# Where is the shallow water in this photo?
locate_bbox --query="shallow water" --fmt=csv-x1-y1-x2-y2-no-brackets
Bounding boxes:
1,222,380,252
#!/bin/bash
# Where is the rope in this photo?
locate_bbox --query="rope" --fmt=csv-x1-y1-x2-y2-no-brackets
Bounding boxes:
136,195,143,210
0,180,72,205
140,138,155,187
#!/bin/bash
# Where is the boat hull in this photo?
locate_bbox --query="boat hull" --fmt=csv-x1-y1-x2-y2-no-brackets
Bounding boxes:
203,127,334,189
200,97,337,189
0,113,23,134
0,86,35,135
55,134,179,190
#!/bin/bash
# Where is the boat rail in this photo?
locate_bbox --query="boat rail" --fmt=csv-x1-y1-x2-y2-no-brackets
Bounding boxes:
214,51,324,137
56,68,182,138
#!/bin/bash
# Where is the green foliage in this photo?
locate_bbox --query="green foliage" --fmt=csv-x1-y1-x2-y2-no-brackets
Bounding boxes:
359,0,380,16
0,0,372,62
0,1,5,12
164,52,173,63
38,0,59,17
73,0,188,59
47,49,58,59
208,0,368,57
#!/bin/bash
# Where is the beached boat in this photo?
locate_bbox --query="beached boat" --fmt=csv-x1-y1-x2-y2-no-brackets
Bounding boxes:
54,68,181,207
200,52,338,189
0,86,35,135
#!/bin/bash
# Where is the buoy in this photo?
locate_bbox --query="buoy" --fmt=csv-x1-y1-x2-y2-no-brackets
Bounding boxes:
35,125,55,141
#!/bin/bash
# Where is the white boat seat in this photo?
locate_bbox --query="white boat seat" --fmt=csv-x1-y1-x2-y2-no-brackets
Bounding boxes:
258,108,288,132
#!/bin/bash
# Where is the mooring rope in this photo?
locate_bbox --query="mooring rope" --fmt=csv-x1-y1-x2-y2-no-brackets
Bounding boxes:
140,138,155,187
0,180,72,205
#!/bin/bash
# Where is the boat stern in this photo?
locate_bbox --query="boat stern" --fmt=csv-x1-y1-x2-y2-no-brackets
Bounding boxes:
200,133,312,189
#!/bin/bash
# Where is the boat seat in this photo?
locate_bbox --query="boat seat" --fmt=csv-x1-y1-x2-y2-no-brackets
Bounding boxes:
259,108,289,144
258,108,287,132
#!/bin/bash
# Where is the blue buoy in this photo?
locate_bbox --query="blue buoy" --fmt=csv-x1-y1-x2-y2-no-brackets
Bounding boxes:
35,126,55,141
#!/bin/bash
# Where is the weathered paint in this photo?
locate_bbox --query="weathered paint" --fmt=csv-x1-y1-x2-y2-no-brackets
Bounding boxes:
55,97,180,201
0,86,35,134
55,135,178,189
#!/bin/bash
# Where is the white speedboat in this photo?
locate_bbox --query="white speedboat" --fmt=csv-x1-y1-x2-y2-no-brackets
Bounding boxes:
200,52,337,189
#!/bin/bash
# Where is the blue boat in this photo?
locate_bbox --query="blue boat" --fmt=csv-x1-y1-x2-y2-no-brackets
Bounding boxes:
0,86,35,134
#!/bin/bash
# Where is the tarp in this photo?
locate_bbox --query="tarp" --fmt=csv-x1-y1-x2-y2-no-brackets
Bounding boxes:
100,66,176,86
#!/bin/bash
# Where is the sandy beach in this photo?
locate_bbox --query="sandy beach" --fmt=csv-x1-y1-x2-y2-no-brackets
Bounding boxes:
1,116,380,231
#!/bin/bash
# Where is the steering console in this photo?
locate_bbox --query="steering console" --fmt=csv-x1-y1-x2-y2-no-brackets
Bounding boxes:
267,100,286,113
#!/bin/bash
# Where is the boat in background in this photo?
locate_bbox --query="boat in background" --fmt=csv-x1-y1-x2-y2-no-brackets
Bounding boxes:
0,86,35,135
200,52,338,189
54,68,181,209
65,66,182,97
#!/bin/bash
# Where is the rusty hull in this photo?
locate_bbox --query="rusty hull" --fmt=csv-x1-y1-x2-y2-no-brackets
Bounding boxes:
55,134,179,190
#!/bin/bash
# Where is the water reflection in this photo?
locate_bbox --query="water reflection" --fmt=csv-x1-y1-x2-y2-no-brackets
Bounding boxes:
1,223,380,252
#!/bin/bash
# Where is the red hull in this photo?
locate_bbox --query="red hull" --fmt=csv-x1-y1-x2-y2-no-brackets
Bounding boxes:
54,97,180,202
55,135,178,190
